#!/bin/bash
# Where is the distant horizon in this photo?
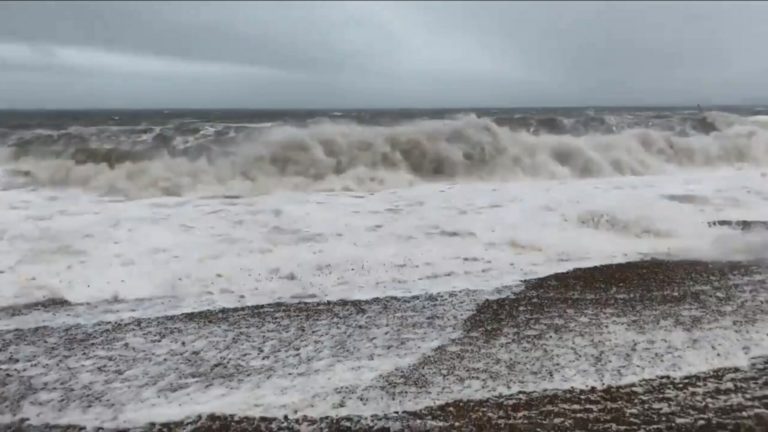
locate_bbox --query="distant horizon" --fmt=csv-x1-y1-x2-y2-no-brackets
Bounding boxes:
1,102,766,112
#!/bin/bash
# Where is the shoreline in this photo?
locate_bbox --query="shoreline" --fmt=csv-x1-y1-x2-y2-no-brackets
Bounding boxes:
3,258,767,430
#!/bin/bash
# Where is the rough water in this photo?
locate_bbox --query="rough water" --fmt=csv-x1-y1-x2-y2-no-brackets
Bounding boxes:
1,107,767,430
2,107,767,199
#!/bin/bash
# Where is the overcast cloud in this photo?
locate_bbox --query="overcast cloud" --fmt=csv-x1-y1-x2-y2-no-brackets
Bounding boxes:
0,1,766,109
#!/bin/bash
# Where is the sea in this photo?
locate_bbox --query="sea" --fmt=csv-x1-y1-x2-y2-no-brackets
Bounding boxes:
1,106,767,427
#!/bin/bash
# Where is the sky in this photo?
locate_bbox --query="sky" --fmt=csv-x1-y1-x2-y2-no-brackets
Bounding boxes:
0,1,767,109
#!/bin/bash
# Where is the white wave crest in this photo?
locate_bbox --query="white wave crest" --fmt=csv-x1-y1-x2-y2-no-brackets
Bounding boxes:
3,114,768,199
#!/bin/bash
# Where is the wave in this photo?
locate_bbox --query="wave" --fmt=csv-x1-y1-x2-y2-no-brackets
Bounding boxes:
1,113,767,198
0,110,726,155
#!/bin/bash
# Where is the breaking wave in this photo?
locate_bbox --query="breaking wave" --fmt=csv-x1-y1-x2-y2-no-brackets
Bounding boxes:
1,112,767,198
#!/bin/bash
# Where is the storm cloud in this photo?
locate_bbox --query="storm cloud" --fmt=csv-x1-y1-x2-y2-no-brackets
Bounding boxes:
0,1,766,108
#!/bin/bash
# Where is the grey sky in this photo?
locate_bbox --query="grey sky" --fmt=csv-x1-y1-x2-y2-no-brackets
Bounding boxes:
0,1,766,109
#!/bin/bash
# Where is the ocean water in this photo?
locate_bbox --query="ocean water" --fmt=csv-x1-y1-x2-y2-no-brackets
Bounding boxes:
2,106,767,311
1,106,768,426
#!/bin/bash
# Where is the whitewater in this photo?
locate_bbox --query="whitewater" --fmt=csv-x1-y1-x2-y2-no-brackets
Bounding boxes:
2,111,767,199
1,108,768,428
1,110,767,313
0,166,767,321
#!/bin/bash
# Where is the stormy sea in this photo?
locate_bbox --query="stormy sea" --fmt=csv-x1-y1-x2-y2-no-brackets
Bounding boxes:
1,106,767,431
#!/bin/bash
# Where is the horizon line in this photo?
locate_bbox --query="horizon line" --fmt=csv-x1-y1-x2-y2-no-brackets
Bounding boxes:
0,103,765,112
